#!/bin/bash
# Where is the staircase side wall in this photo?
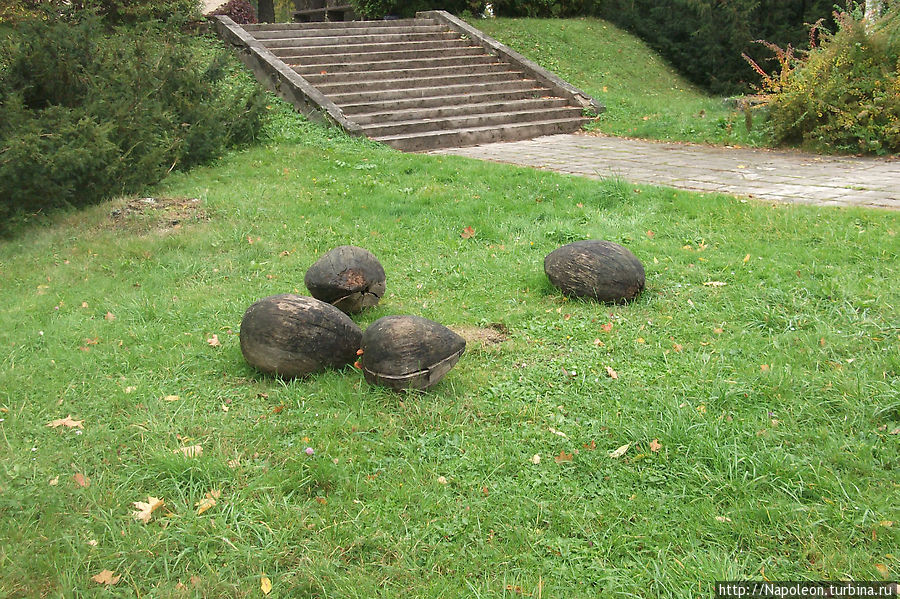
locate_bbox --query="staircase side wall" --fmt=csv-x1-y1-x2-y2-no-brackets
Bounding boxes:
212,15,362,135
417,10,605,114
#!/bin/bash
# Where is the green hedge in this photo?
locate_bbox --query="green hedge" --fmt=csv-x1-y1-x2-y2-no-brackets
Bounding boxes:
492,0,838,94
349,0,485,19
0,16,267,229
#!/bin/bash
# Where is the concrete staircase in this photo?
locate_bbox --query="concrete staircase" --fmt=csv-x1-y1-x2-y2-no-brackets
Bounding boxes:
215,12,603,151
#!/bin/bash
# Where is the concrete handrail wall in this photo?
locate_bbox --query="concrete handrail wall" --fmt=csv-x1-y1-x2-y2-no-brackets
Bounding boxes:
417,10,605,114
212,15,362,134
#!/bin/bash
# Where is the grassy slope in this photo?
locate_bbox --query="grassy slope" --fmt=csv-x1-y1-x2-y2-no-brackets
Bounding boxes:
0,102,897,596
473,17,769,147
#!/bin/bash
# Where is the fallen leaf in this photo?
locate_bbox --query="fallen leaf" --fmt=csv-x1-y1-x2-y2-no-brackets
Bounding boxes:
47,415,84,429
207,334,220,347
605,366,618,379
272,405,284,414
162,395,180,402
132,496,164,523
81,302,89,308
49,476,59,486
672,343,683,352
743,254,751,263
548,427,567,438
530,454,541,465
88,539,98,546
460,226,475,239
608,443,630,459
636,337,645,344
875,563,889,578
760,364,770,372
649,439,662,452
261,575,272,595
714,327,724,334
554,450,573,464
601,322,613,333
125,386,136,393
105,311,115,321
715,516,733,523
437,476,448,485
583,440,596,451
646,230,655,238
703,281,727,287
73,473,90,488
505,585,526,595
593,338,604,346
91,570,120,586
195,490,220,515
174,445,202,458
879,520,893,527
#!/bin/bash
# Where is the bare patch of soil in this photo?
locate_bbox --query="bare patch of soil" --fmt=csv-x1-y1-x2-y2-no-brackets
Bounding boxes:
109,197,208,232
451,323,509,349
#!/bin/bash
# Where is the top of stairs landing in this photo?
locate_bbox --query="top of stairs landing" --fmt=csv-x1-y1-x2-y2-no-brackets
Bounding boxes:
212,11,604,151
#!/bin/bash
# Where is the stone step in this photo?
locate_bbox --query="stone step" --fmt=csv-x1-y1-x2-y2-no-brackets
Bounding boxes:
302,62,512,84
257,31,459,48
269,39,472,57
374,117,587,152
338,88,554,115
359,106,585,138
349,97,573,125
243,19,435,31
289,54,501,75
315,71,525,94
276,45,486,63
327,79,542,105
250,24,447,39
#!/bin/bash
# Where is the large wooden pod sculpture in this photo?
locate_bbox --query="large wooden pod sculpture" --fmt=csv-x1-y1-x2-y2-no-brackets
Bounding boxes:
544,240,645,303
240,294,362,378
360,315,466,391
304,246,386,314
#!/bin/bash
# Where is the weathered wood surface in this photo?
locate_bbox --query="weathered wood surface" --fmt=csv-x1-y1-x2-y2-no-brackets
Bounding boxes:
360,315,465,391
544,240,645,303
240,294,362,378
304,246,386,314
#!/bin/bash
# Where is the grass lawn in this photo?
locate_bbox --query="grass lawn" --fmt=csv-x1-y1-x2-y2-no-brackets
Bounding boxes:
472,17,771,147
0,100,897,596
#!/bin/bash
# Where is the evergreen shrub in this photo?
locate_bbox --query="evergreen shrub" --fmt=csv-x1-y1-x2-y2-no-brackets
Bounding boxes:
0,16,267,227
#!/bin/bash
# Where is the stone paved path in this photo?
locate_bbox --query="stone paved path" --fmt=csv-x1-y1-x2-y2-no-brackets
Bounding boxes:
431,133,899,210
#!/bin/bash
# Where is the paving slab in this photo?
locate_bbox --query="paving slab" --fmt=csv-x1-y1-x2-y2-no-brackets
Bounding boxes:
430,132,899,210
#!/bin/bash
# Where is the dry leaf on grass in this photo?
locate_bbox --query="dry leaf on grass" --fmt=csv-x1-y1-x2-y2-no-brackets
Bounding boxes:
47,415,84,429
715,516,733,523
174,445,202,458
530,454,541,465
261,575,272,595
91,570,120,585
460,226,475,239
703,281,727,287
608,443,630,459
554,450,573,464
649,439,662,452
875,564,890,578
605,366,618,379
105,311,115,321
133,496,164,523
207,334,220,347
162,395,180,402
195,490,220,515
73,473,90,488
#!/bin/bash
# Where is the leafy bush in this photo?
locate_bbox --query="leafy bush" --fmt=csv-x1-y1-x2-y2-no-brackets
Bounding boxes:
750,6,900,154
210,0,257,24
12,0,201,25
0,16,267,227
349,0,485,19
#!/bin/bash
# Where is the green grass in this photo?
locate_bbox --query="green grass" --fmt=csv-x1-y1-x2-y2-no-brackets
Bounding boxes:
472,17,771,147
0,99,897,597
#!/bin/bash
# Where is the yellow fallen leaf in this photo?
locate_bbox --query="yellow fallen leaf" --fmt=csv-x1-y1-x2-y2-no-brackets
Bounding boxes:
195,490,220,515
261,575,272,595
875,563,889,578
47,415,84,429
437,476,448,485
91,570,120,585
530,454,541,465
49,476,59,486
174,445,202,458
743,254,751,263
609,443,630,459
162,395,180,402
133,496,164,523
207,334,220,347
605,366,618,379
